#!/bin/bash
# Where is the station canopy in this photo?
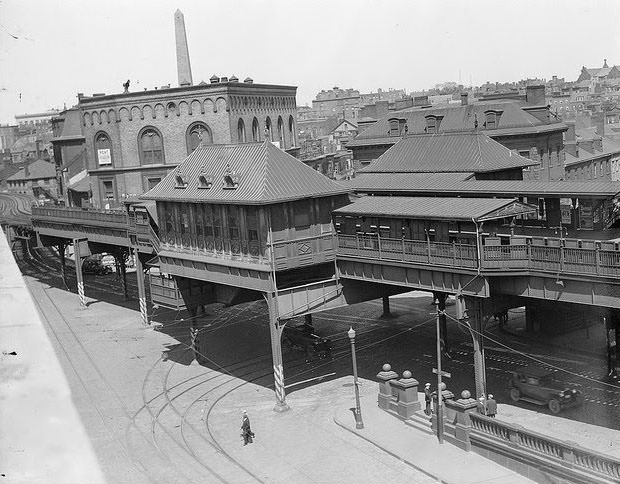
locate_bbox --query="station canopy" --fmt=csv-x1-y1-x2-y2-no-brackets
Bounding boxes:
333,196,537,223
141,141,349,205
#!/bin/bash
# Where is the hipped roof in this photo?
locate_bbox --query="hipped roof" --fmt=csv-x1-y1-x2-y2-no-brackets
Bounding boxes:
334,196,537,222
360,132,536,174
141,141,349,204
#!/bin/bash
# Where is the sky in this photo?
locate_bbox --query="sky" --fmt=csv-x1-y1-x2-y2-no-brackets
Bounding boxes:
0,0,619,124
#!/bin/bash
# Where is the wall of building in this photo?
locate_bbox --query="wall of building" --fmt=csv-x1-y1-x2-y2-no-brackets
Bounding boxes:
78,83,297,207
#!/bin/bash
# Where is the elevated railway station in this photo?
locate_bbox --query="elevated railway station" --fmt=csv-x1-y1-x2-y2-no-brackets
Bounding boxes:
3,138,620,409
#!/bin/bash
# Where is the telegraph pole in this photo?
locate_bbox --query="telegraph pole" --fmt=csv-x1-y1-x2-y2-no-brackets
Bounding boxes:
433,305,451,444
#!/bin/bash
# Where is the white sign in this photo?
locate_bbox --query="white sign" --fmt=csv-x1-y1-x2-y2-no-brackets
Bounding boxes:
98,148,112,165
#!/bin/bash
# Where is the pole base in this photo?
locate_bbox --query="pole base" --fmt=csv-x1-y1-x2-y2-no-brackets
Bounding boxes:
273,401,290,413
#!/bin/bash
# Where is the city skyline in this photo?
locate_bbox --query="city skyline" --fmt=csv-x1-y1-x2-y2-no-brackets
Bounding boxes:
1,0,619,123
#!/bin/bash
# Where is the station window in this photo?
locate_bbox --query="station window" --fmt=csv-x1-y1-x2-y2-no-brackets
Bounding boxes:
246,206,259,241
293,199,311,228
227,206,240,240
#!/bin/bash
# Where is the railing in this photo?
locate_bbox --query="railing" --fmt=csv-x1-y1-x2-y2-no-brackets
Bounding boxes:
337,234,478,269
31,206,128,226
336,234,620,279
470,413,620,483
482,243,620,278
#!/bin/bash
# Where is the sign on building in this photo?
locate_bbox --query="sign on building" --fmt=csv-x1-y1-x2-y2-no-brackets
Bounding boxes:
97,149,112,165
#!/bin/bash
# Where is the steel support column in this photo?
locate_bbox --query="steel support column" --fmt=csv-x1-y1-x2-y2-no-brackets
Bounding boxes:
118,251,129,300
73,239,86,309
188,305,199,362
464,296,486,398
134,248,149,326
267,290,289,412
58,242,67,287
382,295,391,317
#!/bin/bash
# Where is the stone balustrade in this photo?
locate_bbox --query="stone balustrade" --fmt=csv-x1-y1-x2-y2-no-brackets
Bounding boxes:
375,368,620,484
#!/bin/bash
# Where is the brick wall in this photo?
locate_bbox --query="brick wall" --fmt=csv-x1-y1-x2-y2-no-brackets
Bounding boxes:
79,84,297,207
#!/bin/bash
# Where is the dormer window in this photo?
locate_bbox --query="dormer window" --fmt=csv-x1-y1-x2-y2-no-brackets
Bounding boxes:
198,174,213,189
484,110,502,130
424,115,442,134
175,173,188,188
223,165,239,189
388,118,400,136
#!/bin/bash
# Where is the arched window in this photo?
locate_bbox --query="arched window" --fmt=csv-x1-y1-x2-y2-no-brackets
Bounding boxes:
288,115,295,146
277,116,284,147
237,119,246,143
95,131,113,166
252,117,260,142
265,117,272,141
186,122,212,154
138,127,164,165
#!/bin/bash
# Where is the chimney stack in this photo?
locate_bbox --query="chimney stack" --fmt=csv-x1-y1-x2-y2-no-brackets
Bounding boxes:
592,113,605,137
564,121,577,157
414,95,429,106
525,85,546,105
460,92,468,106
174,9,193,87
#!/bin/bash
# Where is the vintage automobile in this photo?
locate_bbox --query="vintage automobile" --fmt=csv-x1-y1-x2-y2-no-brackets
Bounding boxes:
82,257,113,276
508,366,583,414
282,323,332,360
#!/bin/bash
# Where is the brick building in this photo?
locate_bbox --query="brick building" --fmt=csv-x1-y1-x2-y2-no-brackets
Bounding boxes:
348,85,567,181
73,10,298,209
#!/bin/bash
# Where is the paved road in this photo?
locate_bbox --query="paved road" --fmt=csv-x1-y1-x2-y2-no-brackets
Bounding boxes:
20,250,435,484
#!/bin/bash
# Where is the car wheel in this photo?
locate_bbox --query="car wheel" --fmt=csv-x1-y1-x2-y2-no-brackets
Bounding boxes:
548,399,561,414
509,388,520,402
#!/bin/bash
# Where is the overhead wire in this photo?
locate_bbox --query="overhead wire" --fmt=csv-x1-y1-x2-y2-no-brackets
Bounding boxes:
443,310,620,391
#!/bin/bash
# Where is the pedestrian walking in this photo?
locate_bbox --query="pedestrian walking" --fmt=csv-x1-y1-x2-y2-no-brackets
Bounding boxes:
424,383,432,415
477,395,487,415
240,410,254,445
486,394,497,418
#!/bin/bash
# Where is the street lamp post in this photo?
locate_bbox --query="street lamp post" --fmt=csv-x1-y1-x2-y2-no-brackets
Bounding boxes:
348,327,364,429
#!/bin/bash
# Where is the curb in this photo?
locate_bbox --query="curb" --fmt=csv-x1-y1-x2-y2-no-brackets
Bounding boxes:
333,413,448,484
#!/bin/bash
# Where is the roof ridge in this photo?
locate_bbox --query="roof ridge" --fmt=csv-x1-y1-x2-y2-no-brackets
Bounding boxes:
260,141,270,200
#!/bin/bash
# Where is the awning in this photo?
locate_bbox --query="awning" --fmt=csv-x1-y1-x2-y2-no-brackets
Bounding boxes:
68,176,91,193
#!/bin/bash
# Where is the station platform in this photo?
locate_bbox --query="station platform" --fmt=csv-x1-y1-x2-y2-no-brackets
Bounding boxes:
0,229,106,484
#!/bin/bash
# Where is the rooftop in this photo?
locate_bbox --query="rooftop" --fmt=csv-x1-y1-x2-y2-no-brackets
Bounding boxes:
141,141,349,204
342,174,620,198
334,195,536,222
348,98,566,147
7,159,56,181
359,132,536,174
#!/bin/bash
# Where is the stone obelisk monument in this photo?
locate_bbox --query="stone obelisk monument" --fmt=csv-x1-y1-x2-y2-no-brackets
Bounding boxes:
174,9,193,87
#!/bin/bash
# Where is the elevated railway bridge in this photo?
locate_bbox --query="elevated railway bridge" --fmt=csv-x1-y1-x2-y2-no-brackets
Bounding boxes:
1,142,620,410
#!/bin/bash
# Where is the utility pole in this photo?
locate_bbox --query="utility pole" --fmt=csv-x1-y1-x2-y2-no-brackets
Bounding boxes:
433,306,451,444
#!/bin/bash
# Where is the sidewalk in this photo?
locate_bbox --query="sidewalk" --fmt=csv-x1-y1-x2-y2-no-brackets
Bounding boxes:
333,385,620,484
334,388,533,484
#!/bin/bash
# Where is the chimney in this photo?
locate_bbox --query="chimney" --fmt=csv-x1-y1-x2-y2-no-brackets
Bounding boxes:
460,92,469,106
525,84,546,105
592,113,605,137
35,139,41,159
24,162,30,178
174,9,193,87
593,136,603,152
578,139,595,154
565,121,576,142
414,95,429,106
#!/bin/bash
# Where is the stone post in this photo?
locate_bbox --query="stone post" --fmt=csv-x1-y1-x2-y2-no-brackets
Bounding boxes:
444,390,479,451
390,370,421,418
376,364,398,410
